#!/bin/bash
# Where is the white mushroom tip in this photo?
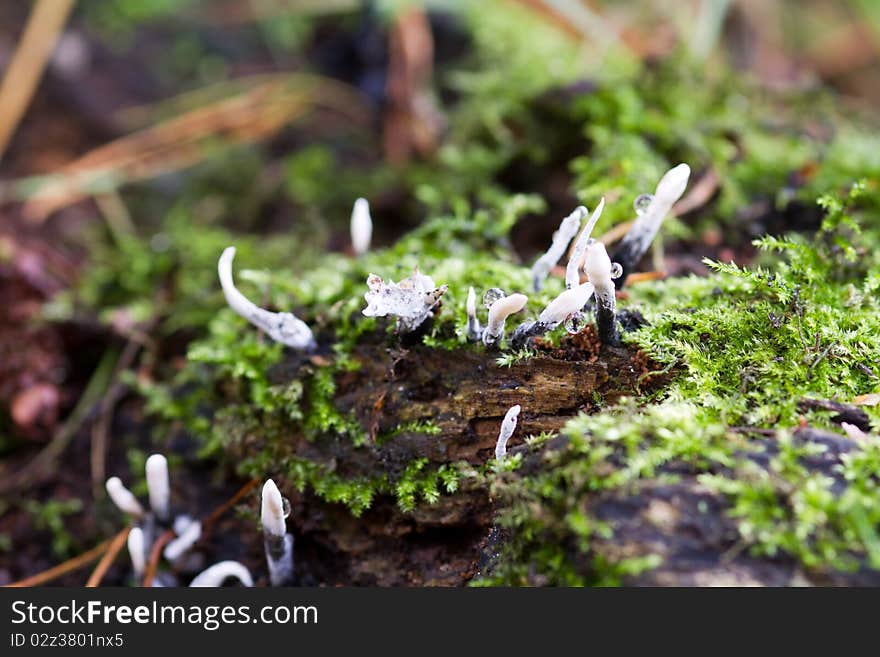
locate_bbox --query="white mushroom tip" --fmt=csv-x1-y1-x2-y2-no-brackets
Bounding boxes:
656,163,691,202
173,514,195,536
351,197,372,256
466,286,476,316
483,293,529,346
163,520,202,562
105,477,145,517
566,199,607,288
189,561,254,588
145,453,170,520
261,479,286,538
538,282,595,326
495,404,522,461
490,293,528,316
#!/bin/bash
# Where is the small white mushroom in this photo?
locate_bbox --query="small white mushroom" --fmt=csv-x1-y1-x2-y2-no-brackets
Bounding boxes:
218,246,316,350
495,405,522,461
173,514,194,536
127,526,146,579
584,240,620,345
105,477,144,518
261,479,294,586
261,479,287,538
482,293,528,347
350,197,372,256
565,198,605,289
163,519,202,562
465,286,481,341
145,453,170,522
614,163,690,285
362,268,447,333
538,282,595,328
189,560,254,588
531,206,587,291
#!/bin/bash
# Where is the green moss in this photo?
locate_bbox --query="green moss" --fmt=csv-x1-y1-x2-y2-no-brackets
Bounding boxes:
54,2,880,585
629,181,880,430
21,499,84,559
479,182,880,584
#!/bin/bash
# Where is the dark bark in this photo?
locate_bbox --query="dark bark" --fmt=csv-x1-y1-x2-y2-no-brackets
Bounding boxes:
796,398,871,432
235,342,878,586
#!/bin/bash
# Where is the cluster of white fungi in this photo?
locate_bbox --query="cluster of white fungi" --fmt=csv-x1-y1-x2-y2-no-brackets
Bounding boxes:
201,165,692,580
217,163,689,354
106,458,293,587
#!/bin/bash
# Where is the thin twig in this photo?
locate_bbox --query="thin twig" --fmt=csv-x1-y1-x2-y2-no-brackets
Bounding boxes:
626,271,666,284
85,527,131,587
142,529,174,587
4,538,111,588
0,0,77,161
598,220,634,247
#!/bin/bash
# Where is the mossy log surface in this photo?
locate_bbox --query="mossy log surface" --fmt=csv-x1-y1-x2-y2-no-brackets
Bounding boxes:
221,338,880,586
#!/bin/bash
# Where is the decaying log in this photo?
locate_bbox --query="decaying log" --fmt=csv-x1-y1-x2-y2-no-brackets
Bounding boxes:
235,334,658,585
225,335,876,586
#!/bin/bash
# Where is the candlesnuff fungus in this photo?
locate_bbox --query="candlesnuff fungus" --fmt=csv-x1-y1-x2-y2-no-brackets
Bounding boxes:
362,267,448,333
612,163,690,287
218,246,316,350
163,519,202,562
173,514,194,536
495,404,522,461
482,293,528,348
105,477,144,518
584,240,623,345
261,479,294,586
466,286,481,341
531,205,587,292
539,282,595,328
189,561,254,588
104,455,263,586
145,453,170,523
127,526,146,580
509,281,595,347
565,198,605,289
350,197,372,256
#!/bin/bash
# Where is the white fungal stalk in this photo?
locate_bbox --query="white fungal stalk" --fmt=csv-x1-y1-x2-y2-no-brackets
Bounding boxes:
362,268,447,333
145,453,170,523
614,163,690,285
127,526,146,580
163,519,202,562
584,240,620,345
465,286,481,341
105,477,144,518
482,293,528,348
190,561,254,588
565,198,605,289
510,281,595,348
531,206,587,291
538,282,595,328
261,479,294,586
495,405,522,461
350,197,372,256
218,246,316,350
